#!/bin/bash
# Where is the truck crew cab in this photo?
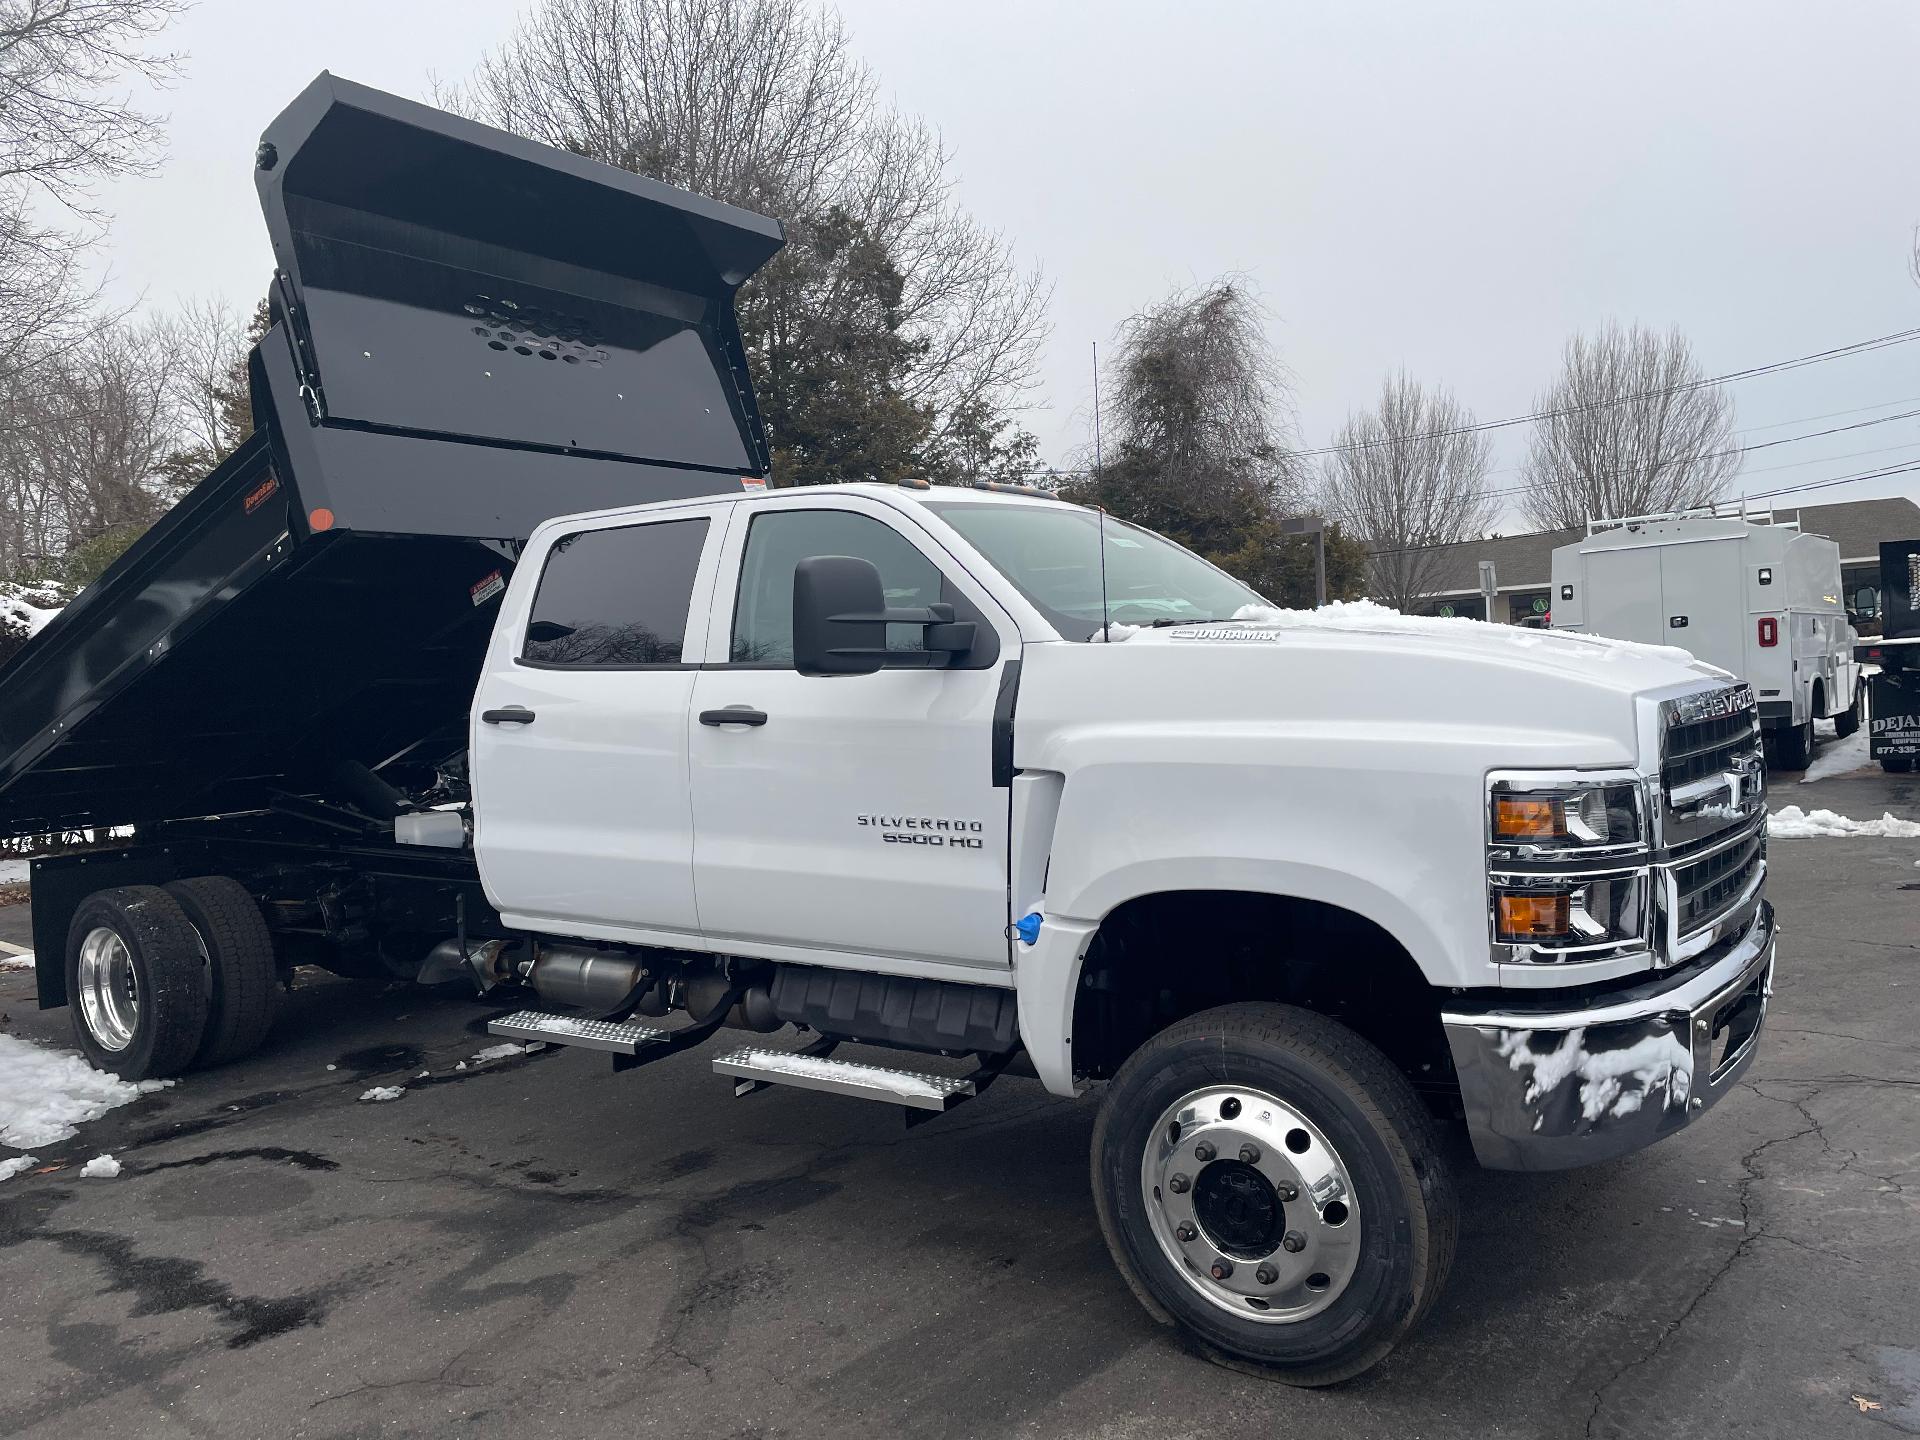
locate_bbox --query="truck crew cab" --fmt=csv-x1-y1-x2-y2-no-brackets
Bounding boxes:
0,77,1776,1386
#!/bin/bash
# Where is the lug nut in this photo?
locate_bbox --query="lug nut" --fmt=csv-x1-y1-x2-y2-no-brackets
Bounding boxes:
1282,1231,1307,1253
1239,1142,1261,1164
1255,1264,1278,1285
1169,1173,1191,1194
1277,1182,1299,1202
1176,1223,1197,1242
1209,1259,1234,1281
1194,1141,1216,1162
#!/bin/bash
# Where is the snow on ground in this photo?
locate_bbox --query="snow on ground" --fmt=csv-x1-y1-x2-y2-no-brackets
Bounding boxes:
0,859,29,884
1768,806,1920,839
358,1085,405,1102
0,1154,37,1182
1,948,32,970
79,1154,120,1178
0,1034,173,1149
468,1042,534,1064
1801,724,1873,783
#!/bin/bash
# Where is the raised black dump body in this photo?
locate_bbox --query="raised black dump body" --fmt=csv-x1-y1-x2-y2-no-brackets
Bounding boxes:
0,74,782,840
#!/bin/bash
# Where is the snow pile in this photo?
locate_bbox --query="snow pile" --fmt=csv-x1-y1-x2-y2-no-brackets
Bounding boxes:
1227,600,1710,667
79,1154,120,1178
358,1085,405,1103
0,1035,173,1148
0,584,63,636
1768,806,1920,839
0,859,29,884
468,1042,532,1064
0,1154,36,1182
1,948,33,970
1799,727,1872,783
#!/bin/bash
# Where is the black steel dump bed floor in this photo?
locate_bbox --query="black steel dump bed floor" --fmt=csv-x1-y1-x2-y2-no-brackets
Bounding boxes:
0,74,781,837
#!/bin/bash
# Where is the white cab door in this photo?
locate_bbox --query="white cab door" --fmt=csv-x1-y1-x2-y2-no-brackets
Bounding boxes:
472,504,728,940
688,498,1017,973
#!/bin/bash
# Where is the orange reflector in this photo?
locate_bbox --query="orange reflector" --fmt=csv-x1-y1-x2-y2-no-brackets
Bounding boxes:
1496,892,1570,942
1492,795,1561,840
309,507,336,532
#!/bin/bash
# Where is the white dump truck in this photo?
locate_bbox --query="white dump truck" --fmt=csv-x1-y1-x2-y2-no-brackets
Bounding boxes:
1551,511,1860,769
0,76,1777,1386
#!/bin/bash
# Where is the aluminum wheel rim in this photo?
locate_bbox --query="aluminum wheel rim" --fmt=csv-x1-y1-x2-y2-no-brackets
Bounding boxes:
76,926,139,1053
1140,1084,1362,1324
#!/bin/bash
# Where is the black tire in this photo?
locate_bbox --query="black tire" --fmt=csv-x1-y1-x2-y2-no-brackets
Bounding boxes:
1770,720,1812,771
1883,755,1915,774
165,876,280,1067
1091,1003,1457,1386
1832,700,1860,739
65,885,209,1080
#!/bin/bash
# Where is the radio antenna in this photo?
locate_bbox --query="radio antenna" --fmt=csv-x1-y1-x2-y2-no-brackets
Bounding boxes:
1092,341,1113,641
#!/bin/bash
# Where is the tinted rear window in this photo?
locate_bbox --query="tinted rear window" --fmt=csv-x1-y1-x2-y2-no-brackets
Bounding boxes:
523,517,708,666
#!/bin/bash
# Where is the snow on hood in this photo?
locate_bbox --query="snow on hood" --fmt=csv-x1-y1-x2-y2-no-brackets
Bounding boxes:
1099,599,1725,680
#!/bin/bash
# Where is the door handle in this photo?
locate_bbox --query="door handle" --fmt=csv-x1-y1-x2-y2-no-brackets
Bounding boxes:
699,707,768,728
481,707,537,725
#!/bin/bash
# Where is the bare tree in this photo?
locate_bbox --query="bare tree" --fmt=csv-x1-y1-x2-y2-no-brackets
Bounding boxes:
0,0,186,376
1320,372,1495,610
1520,322,1739,530
448,0,1048,478
0,319,175,577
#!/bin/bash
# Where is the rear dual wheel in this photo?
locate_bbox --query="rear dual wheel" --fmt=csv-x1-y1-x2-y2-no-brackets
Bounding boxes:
1092,1003,1456,1386
66,878,278,1080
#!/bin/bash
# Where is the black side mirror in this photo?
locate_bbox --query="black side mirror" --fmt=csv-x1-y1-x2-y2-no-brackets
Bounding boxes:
792,555,978,677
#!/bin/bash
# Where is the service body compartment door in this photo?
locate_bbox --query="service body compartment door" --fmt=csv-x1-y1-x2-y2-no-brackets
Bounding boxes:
688,498,1017,973
472,503,729,938
1582,546,1665,645
1659,538,1746,677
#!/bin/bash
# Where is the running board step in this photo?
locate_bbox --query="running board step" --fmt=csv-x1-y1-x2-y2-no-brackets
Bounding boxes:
712,1046,976,1112
487,1009,668,1055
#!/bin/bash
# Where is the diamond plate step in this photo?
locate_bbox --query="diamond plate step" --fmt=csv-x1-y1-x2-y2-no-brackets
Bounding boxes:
712,1046,975,1111
487,1009,667,1055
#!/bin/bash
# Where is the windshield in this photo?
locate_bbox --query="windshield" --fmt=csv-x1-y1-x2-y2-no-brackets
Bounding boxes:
926,501,1269,641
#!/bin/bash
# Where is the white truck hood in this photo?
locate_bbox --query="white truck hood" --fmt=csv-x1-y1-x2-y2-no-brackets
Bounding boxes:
1102,601,1730,697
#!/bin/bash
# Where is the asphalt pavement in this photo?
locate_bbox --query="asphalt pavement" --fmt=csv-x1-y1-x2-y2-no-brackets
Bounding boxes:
0,760,1916,1439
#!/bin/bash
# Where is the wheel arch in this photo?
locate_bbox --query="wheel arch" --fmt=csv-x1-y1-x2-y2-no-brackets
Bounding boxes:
1055,887,1456,1110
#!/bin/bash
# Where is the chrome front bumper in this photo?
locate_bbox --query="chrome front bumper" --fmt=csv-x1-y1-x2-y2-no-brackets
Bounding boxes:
1442,901,1774,1171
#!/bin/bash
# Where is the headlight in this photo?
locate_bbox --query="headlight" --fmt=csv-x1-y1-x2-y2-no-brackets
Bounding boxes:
1488,779,1643,856
1487,771,1653,967
1491,874,1650,948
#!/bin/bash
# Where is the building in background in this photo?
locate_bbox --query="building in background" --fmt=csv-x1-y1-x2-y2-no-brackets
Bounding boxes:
1395,496,1920,626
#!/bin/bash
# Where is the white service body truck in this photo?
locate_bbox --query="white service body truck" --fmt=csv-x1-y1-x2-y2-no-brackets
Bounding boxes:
1550,513,1859,769
5,76,1778,1390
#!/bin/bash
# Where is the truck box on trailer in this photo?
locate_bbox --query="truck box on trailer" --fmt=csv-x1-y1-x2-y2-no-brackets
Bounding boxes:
1551,511,1860,770
0,76,1778,1386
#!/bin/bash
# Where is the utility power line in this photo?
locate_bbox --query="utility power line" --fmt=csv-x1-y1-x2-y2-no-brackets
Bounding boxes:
1301,325,1920,460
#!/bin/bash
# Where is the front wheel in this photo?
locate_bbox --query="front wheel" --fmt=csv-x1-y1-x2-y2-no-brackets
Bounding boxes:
1091,1003,1457,1386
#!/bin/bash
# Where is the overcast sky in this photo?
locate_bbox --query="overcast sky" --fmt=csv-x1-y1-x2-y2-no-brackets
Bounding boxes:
85,0,1920,531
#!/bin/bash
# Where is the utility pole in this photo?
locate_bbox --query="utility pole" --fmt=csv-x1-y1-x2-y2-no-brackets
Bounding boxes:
1281,516,1327,607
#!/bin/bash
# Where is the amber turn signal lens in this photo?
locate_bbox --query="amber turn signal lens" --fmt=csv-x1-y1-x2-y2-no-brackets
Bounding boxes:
1496,892,1570,942
1492,795,1561,840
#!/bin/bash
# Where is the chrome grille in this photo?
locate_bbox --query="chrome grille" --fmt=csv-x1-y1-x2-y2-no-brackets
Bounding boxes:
1673,828,1764,934
1656,684,1767,962
1663,706,1761,792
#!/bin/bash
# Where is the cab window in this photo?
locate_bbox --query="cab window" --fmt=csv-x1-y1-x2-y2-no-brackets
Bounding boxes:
730,509,944,665
522,517,708,667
